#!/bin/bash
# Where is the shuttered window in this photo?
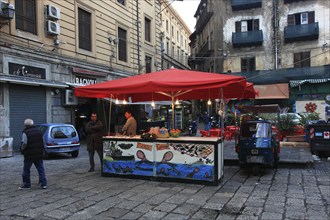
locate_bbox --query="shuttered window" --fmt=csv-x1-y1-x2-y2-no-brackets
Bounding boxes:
118,27,127,62
287,11,315,25
15,0,37,34
145,17,151,42
78,8,92,51
145,56,152,73
241,57,256,72
294,52,310,68
235,19,259,32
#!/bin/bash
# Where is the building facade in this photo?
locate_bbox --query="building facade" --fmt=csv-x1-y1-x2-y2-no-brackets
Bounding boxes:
160,0,191,70
189,0,330,118
0,0,170,149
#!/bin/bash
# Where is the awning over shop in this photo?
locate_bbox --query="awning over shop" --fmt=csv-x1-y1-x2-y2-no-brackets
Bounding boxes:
254,83,289,99
0,75,68,88
289,78,330,87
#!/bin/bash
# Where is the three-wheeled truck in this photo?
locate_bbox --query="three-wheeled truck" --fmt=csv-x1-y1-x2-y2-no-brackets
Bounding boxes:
235,105,280,175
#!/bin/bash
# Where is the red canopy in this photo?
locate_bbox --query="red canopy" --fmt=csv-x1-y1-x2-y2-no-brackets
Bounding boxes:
74,68,256,101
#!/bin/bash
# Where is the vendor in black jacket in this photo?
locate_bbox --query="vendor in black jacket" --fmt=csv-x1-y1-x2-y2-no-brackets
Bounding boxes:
19,119,47,189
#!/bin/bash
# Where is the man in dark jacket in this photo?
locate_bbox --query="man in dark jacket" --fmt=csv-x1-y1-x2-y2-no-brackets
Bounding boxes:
20,119,47,189
85,112,103,172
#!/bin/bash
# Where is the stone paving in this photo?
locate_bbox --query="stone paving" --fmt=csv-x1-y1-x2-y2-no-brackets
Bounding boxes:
0,142,329,220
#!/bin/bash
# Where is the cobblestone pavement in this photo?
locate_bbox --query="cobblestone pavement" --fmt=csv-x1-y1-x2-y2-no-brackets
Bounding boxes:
0,143,329,220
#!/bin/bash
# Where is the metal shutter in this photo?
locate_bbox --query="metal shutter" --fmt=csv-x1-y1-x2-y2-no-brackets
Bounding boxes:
9,84,46,149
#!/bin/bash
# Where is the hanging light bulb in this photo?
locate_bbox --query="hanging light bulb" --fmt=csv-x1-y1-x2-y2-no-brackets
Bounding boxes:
207,99,212,105
151,100,155,107
115,98,119,104
123,99,127,105
175,98,179,105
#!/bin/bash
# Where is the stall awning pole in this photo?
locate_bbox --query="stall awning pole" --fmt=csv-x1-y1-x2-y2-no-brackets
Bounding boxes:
172,96,175,130
108,95,112,135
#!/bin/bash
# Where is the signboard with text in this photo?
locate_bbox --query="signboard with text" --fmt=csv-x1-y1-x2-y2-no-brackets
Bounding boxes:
9,63,46,79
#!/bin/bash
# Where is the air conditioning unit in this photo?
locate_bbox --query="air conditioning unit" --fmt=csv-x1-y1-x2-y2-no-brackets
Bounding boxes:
46,5,60,20
46,20,60,35
63,89,78,106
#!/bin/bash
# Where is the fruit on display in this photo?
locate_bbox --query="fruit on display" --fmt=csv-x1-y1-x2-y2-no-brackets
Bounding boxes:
169,129,181,137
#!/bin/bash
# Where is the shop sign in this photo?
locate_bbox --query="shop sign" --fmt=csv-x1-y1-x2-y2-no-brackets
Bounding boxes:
74,76,97,85
9,63,46,79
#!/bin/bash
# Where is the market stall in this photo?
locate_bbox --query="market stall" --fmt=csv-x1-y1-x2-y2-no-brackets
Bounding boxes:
102,136,223,185
74,68,257,185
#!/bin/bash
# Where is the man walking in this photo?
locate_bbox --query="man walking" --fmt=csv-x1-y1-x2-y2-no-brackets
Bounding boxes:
85,112,103,172
20,119,47,189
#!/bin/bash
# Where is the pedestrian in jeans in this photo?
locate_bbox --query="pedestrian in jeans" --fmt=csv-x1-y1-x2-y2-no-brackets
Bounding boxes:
20,119,47,189
85,112,103,172
203,112,211,131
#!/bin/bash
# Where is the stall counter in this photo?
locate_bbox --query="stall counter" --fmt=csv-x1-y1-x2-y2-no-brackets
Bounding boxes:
102,136,224,185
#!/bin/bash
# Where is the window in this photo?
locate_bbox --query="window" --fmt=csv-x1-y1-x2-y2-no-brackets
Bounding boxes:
287,12,314,25
15,0,37,34
0,84,4,107
294,52,310,68
241,57,256,72
117,0,125,6
171,26,174,38
78,8,92,51
145,56,152,73
166,42,169,54
235,19,259,32
145,17,151,42
166,20,169,32
118,27,127,62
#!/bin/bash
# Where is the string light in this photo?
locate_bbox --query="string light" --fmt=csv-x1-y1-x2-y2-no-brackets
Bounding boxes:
207,99,212,105
123,99,127,105
175,98,179,105
115,98,119,104
151,92,155,108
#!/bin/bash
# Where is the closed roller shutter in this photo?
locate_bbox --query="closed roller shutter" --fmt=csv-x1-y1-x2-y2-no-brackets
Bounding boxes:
9,84,46,149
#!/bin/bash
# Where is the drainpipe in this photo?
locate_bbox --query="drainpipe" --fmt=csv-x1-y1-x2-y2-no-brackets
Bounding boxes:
273,0,279,70
136,0,141,74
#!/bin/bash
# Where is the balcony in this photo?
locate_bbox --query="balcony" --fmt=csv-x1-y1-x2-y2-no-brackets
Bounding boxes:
232,30,263,48
231,0,262,11
284,23,319,43
195,10,213,34
284,0,306,3
196,41,213,58
188,55,204,66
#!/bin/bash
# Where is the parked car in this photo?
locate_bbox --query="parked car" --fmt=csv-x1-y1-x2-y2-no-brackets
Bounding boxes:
306,121,330,157
280,113,302,125
36,123,80,158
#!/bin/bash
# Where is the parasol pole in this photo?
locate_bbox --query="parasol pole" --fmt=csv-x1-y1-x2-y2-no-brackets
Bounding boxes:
108,95,112,135
171,95,175,130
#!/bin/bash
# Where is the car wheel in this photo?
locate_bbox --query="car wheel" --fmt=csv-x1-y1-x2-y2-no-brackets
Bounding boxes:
71,150,79,158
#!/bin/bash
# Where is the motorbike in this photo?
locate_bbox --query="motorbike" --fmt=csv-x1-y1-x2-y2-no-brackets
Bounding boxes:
210,116,219,128
236,120,280,175
188,119,197,136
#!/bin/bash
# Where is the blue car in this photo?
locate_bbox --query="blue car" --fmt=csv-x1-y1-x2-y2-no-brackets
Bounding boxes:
36,123,80,158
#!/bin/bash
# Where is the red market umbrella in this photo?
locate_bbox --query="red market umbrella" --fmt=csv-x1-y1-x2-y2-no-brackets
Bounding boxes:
74,68,257,130
75,68,256,101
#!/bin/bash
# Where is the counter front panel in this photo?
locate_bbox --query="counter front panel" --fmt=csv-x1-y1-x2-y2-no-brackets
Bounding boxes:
102,137,223,185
